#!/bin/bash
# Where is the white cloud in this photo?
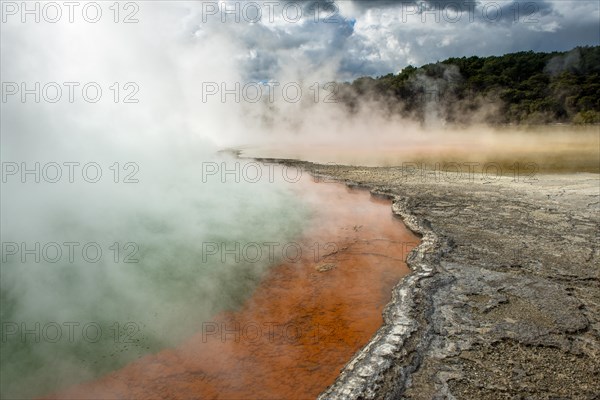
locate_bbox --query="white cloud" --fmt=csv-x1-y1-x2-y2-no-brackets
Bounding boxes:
201,0,599,80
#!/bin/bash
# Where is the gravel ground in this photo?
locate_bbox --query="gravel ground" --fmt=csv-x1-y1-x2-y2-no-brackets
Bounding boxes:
257,158,600,400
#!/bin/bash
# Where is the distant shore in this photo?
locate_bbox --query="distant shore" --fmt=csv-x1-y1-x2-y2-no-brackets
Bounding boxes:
237,125,600,174
259,158,599,399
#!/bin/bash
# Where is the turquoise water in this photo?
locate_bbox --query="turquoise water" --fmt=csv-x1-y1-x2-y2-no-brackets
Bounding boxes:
0,7,317,397
0,158,309,398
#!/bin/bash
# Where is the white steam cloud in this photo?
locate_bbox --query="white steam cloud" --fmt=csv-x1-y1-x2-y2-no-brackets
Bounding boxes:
1,3,310,398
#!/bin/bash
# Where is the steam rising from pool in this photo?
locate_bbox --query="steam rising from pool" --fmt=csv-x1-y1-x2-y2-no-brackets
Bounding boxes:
0,5,310,398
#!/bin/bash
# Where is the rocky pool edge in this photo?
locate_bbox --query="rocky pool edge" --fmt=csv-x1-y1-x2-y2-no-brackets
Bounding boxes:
252,157,600,400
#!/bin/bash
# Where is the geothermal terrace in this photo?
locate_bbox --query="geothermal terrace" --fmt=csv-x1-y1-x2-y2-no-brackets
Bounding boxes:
259,159,600,400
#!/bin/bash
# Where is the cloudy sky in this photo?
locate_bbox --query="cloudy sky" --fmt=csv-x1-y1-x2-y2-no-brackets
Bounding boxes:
191,0,600,81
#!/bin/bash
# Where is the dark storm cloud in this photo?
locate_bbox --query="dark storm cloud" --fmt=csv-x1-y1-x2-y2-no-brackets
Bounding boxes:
485,1,556,25
347,0,404,10
350,0,470,12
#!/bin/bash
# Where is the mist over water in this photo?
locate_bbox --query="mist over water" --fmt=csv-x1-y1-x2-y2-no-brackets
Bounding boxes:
2,164,309,397
0,4,311,398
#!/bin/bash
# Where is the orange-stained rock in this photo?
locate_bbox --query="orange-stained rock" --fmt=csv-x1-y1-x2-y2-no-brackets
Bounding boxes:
51,175,419,400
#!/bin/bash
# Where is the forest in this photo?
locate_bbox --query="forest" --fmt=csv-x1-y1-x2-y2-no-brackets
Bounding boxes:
337,46,600,124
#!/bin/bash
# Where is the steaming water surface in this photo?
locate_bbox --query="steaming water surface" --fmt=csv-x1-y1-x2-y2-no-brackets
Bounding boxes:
0,159,312,398
242,126,600,173
47,169,419,399
1,8,320,397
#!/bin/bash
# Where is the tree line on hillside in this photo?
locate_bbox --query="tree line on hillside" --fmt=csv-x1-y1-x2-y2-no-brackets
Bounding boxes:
336,46,600,125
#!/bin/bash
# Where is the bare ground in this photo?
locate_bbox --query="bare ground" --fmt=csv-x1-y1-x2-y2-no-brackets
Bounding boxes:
257,159,600,400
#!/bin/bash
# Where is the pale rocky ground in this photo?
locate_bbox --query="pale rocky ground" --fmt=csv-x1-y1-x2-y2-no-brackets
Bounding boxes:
258,159,600,400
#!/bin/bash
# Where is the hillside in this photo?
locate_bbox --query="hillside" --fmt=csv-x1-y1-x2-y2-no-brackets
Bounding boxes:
338,46,600,124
